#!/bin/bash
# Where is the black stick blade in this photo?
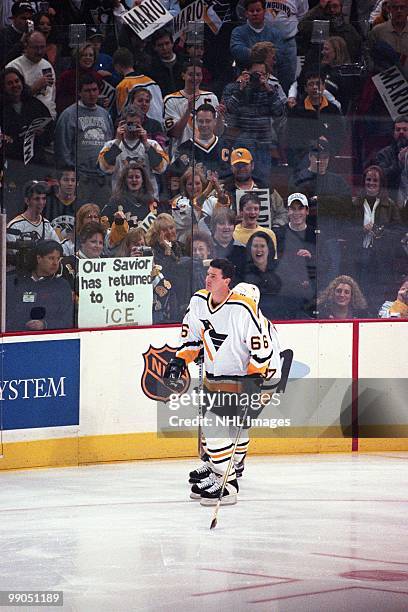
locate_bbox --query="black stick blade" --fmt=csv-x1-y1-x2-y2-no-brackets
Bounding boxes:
210,517,217,529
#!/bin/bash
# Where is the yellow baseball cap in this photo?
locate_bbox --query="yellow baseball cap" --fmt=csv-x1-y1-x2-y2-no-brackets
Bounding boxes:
230,148,253,165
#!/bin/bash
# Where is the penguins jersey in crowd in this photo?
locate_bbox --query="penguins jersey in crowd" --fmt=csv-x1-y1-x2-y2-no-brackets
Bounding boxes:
163,90,219,151
175,136,231,177
176,289,273,379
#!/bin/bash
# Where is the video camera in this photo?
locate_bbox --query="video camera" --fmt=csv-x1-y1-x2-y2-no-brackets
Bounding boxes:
334,63,367,77
6,228,38,272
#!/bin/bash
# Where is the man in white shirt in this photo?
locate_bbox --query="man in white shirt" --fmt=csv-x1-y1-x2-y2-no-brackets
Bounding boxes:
7,30,56,118
164,59,219,156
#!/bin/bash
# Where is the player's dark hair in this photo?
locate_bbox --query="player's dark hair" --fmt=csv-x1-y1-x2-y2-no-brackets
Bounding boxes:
210,258,235,282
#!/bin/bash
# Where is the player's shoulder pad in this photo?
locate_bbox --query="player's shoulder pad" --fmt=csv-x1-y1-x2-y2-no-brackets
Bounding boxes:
228,293,258,316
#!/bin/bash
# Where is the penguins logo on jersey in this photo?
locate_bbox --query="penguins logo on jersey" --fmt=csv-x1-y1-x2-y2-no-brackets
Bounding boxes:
200,320,228,354
141,344,191,402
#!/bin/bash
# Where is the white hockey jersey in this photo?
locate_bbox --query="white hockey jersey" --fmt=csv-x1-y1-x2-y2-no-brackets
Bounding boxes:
176,289,274,379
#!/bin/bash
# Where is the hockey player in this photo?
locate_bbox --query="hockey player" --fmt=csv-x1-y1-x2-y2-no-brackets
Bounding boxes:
164,260,278,506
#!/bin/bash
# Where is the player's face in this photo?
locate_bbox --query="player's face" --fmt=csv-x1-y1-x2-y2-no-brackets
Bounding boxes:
245,2,266,28
365,169,381,197
81,232,104,258
214,219,234,244
59,171,76,197
36,250,61,277
4,72,23,101
196,111,216,139
193,240,210,260
242,201,260,226
132,92,151,115
126,169,143,191
186,175,203,198
205,266,230,294
251,236,269,267
154,36,174,60
288,202,308,227
334,283,352,307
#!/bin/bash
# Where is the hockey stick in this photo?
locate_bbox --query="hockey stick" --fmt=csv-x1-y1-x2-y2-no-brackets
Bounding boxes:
210,401,251,530
197,360,205,458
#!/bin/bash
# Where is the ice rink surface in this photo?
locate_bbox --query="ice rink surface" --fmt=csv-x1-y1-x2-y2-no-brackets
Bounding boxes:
0,453,408,612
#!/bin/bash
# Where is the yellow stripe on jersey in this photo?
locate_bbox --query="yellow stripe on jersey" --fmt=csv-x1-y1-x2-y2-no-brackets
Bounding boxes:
202,333,214,363
228,293,258,317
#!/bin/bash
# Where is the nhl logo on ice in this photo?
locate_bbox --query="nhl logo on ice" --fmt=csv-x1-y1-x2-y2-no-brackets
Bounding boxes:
141,344,191,402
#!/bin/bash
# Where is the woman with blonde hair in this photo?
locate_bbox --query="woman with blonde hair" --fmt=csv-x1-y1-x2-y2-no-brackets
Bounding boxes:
146,213,190,322
317,275,368,319
56,42,103,113
116,227,147,257
171,166,229,244
322,36,351,67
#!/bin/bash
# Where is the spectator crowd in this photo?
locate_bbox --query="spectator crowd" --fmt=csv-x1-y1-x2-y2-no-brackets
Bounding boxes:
1,0,408,331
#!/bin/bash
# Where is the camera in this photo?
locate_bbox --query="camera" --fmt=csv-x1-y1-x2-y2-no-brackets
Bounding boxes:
132,246,153,256
249,72,261,88
126,123,138,133
6,229,38,273
372,224,385,240
26,19,34,34
334,63,366,77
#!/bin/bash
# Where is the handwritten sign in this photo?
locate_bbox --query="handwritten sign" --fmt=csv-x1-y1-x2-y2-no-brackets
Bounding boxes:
23,117,52,165
372,65,408,120
122,0,172,39
78,256,153,327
